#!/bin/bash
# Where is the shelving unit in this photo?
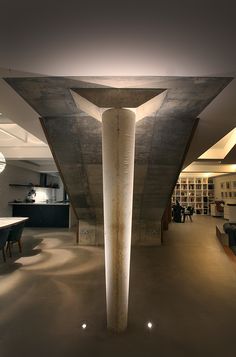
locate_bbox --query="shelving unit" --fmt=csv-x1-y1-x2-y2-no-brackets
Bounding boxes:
172,176,214,215
9,184,59,189
9,184,33,187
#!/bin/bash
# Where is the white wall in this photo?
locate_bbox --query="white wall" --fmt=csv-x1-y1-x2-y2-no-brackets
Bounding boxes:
34,187,56,203
214,173,236,204
0,164,40,216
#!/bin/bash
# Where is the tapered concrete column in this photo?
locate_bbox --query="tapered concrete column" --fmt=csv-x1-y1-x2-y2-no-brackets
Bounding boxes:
102,108,136,332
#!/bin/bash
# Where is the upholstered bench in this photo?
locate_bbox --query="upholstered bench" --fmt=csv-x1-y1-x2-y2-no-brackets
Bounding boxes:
223,223,236,247
216,224,229,246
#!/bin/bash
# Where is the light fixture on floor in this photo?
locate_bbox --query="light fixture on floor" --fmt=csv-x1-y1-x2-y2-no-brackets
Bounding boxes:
0,152,6,173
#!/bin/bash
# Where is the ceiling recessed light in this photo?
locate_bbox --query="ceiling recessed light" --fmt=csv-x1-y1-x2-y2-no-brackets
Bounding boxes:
147,321,153,329
81,323,87,330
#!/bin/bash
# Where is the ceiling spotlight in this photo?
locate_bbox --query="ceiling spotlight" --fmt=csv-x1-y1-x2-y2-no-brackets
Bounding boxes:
81,323,87,330
147,321,153,329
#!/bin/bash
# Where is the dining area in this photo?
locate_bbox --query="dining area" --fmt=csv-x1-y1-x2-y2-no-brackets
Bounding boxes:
0,217,28,262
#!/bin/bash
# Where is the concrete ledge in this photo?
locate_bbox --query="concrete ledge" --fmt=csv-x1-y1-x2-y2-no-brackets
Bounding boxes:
216,224,229,246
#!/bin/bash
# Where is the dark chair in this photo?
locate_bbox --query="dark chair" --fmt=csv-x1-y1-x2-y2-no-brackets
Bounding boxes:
172,203,184,223
0,227,10,262
6,222,25,257
223,223,236,246
184,206,194,222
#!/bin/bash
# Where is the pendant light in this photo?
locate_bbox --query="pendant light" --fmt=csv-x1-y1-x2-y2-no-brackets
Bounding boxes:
0,152,6,173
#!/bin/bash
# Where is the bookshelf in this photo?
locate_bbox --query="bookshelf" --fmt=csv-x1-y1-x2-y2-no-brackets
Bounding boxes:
172,176,214,215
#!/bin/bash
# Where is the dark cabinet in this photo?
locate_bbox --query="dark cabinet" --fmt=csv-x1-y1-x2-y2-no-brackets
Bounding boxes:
12,204,69,228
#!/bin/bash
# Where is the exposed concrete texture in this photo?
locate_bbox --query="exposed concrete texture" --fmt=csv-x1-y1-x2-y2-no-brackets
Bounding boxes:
73,88,165,108
73,88,170,330
71,88,167,122
5,76,231,246
40,115,99,221
102,109,136,331
184,77,235,168
78,220,96,245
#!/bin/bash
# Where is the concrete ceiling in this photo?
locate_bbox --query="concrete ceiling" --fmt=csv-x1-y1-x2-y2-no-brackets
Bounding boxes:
0,1,235,173
0,1,235,77
199,128,236,160
222,145,236,165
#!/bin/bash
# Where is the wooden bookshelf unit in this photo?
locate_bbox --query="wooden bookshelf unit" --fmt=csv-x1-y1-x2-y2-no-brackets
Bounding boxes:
172,176,214,215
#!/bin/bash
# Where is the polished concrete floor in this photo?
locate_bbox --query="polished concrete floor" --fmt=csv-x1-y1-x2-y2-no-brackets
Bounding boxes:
1,216,236,356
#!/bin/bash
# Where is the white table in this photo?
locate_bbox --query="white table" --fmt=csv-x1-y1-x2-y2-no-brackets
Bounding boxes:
0,217,29,229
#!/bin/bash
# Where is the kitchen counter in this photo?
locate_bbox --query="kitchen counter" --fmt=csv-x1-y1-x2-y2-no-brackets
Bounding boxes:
10,202,70,227
9,202,70,205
